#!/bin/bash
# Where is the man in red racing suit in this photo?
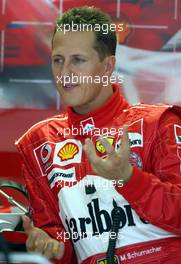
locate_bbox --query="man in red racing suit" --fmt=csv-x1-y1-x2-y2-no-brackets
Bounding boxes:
15,6,181,264
16,83,181,263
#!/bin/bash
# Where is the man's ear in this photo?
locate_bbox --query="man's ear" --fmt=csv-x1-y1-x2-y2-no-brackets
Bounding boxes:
103,55,116,76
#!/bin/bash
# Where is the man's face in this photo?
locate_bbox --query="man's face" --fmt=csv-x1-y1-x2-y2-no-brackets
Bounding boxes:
52,30,114,108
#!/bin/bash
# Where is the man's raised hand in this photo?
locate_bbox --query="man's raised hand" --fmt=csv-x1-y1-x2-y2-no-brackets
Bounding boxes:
83,125,133,185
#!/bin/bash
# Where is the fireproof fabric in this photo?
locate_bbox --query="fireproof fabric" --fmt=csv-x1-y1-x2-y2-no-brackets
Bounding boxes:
15,84,181,263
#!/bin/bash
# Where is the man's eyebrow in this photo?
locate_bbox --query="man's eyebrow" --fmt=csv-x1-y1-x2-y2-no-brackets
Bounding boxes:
70,54,87,58
52,54,88,58
52,54,63,58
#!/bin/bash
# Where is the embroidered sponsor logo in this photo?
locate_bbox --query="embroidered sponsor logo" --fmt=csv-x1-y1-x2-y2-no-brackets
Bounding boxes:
48,167,76,188
34,139,82,175
128,119,143,148
58,143,79,161
54,139,82,166
40,143,52,164
34,141,56,175
80,117,95,133
174,124,181,144
97,255,119,264
95,137,114,154
65,198,148,243
129,152,143,168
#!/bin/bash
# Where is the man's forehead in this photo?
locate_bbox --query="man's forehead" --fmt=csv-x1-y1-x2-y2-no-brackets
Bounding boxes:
52,30,96,55
54,30,95,42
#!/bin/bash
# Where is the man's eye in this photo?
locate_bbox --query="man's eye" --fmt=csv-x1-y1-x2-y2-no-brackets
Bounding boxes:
72,57,86,64
53,58,63,64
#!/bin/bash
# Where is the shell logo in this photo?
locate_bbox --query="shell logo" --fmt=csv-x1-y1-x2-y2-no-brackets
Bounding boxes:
96,137,114,154
58,143,79,161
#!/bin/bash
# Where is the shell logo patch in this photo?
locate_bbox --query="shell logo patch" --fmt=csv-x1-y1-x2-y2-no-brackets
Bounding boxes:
96,137,114,154
34,140,82,175
58,143,79,161
53,139,82,166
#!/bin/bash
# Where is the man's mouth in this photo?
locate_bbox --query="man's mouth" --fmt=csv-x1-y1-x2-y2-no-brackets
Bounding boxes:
63,83,79,90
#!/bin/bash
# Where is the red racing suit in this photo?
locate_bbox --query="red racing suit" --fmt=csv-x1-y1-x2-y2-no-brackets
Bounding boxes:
15,84,181,264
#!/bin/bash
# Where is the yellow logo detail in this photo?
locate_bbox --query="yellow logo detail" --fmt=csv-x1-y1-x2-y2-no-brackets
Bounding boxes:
96,137,114,154
97,255,119,264
58,143,78,161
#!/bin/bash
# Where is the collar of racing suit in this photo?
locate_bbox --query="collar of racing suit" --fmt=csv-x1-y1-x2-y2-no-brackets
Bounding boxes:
67,83,129,133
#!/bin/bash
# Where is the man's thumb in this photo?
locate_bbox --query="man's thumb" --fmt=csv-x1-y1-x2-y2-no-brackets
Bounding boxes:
22,215,34,234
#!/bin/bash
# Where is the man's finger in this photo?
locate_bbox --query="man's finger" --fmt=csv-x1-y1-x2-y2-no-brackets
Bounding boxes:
22,215,34,235
50,241,64,260
84,138,100,164
34,239,45,253
56,242,64,259
26,231,39,251
99,137,115,156
44,240,54,259
120,125,130,151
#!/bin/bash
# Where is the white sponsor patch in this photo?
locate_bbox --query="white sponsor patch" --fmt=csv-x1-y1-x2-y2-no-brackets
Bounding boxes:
128,119,143,148
177,146,181,172
58,175,175,264
34,141,56,176
34,139,82,176
48,167,76,189
40,143,52,164
174,124,181,144
53,139,82,166
80,117,95,133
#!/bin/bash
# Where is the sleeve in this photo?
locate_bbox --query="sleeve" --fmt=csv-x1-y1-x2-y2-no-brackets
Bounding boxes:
116,108,181,235
22,165,77,264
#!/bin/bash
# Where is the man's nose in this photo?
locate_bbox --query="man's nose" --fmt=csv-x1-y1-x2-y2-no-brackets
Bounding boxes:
60,61,72,78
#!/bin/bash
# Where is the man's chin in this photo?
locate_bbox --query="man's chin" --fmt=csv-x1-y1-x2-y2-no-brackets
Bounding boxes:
63,99,84,108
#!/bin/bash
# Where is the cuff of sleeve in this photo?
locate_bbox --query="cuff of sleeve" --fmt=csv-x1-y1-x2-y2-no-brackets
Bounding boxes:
116,166,151,203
